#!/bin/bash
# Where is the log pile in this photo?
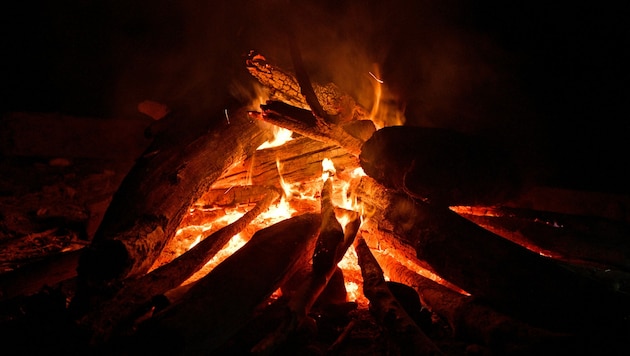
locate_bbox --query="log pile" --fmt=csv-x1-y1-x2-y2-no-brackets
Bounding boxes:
1,50,630,356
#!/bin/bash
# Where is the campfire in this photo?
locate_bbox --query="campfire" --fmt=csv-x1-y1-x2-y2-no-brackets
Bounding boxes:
1,45,630,356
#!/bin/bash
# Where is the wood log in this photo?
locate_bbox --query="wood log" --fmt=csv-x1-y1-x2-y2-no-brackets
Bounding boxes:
373,251,572,355
354,237,443,355
80,189,280,344
71,107,273,316
353,176,630,332
130,213,321,355
452,205,630,272
0,249,82,301
212,136,359,190
359,125,523,206
252,101,366,156
245,51,369,123
251,206,361,354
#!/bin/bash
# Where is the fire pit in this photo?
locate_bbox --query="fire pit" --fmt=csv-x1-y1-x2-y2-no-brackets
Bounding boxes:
2,2,630,355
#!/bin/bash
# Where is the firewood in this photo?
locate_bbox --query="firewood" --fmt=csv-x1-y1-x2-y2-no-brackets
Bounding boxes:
80,188,280,344
131,213,322,355
251,211,361,354
353,176,630,332
0,249,83,301
212,136,359,190
246,51,369,123
359,125,523,206
354,237,443,355
71,107,273,316
453,205,630,272
312,177,345,275
251,101,365,156
373,251,572,355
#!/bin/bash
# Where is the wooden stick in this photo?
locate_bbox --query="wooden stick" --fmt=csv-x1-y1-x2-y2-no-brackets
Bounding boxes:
373,251,571,355
354,237,443,355
134,213,322,355
252,101,364,156
251,211,361,354
82,189,280,343
71,107,272,316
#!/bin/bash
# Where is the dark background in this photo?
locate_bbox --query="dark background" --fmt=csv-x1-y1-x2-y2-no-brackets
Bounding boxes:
2,1,629,193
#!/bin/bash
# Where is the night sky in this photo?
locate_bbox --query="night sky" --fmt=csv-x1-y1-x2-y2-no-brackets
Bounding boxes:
2,1,629,193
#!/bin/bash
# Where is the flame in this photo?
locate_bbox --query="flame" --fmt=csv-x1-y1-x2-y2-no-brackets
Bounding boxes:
257,126,293,150
365,64,406,129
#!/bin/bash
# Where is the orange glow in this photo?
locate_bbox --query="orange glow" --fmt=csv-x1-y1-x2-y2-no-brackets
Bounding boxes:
257,127,293,150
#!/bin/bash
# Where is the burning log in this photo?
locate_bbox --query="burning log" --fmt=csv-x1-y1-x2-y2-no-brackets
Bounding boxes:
251,102,367,157
212,136,359,190
80,188,280,344
373,251,572,355
359,125,523,206
251,186,361,354
131,213,321,355
246,50,369,123
452,205,630,272
71,108,272,315
353,176,630,332
354,237,443,355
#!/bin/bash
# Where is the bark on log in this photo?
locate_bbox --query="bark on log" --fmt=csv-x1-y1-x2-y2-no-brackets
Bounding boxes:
354,237,443,355
373,251,572,355
359,125,523,206
81,189,280,344
132,213,321,355
353,176,630,332
71,107,272,316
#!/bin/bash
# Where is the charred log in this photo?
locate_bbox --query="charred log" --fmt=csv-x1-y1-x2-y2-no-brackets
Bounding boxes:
373,251,573,355
80,189,280,344
353,176,630,332
251,101,366,156
354,237,443,355
359,125,523,206
71,108,272,316
131,213,321,355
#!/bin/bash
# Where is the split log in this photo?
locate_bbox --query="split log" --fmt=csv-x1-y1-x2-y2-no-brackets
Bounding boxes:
131,213,321,355
212,136,359,190
251,101,366,156
359,125,523,206
80,189,280,344
71,107,273,315
353,176,630,332
354,237,443,355
373,251,572,355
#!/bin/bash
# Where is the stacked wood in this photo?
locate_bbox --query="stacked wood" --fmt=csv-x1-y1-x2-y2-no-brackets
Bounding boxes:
251,181,361,354
354,237,443,355
130,213,321,355
212,136,359,190
352,176,630,333
80,189,280,344
71,107,273,316
373,251,573,355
